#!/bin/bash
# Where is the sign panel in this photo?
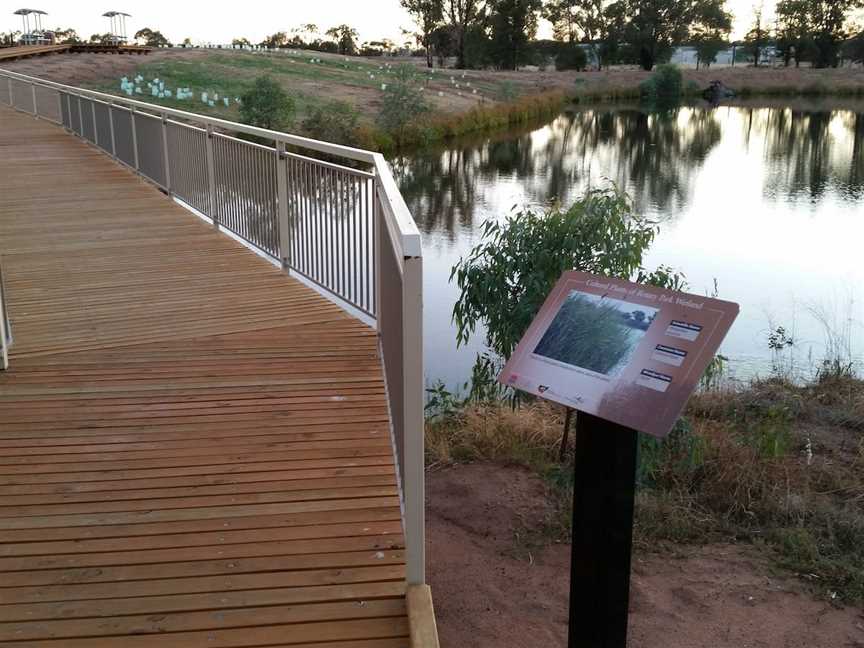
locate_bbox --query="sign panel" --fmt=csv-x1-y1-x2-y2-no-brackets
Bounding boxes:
499,271,739,438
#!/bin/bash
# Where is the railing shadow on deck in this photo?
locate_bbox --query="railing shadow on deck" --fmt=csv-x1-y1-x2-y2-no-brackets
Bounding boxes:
0,67,426,586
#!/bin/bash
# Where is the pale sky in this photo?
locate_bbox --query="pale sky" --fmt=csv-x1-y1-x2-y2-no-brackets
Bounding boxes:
0,1,791,47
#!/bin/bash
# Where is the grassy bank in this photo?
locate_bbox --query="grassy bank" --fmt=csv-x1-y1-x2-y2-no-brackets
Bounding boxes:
426,374,864,605
38,49,858,151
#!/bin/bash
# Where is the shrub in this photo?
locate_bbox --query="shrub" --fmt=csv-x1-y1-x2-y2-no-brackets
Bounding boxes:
377,64,430,139
555,45,588,71
640,63,684,103
451,186,661,362
301,100,361,146
239,76,295,131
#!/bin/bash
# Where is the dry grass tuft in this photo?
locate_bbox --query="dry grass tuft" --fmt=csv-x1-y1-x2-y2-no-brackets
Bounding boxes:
427,376,864,602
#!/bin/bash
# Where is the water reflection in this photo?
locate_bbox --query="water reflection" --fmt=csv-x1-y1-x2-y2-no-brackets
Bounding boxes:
395,103,864,244
393,102,864,388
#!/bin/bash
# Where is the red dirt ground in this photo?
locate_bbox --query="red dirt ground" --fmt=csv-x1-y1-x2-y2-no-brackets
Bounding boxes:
428,463,864,648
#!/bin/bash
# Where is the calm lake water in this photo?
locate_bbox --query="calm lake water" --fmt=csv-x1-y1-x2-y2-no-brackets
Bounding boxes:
392,100,864,390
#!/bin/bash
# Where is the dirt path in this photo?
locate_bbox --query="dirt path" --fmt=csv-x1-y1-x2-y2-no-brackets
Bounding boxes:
428,463,864,648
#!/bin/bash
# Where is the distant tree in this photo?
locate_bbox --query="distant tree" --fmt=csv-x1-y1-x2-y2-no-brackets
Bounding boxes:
300,24,320,43
489,0,542,70
429,24,458,64
445,0,490,68
89,33,115,45
134,28,170,48
692,30,727,68
543,0,626,69
623,0,732,71
260,31,288,48
231,37,251,48
53,28,80,44
1,31,21,47
402,0,445,67
743,4,769,66
775,0,807,65
182,37,193,47
776,0,862,68
326,24,359,55
368,39,397,54
844,31,864,64
239,76,295,131
555,43,589,69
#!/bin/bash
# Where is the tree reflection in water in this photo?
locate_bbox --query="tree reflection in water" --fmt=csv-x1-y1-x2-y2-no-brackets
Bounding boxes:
393,103,863,243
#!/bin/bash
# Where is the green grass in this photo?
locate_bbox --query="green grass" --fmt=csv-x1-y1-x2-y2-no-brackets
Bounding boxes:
88,50,526,130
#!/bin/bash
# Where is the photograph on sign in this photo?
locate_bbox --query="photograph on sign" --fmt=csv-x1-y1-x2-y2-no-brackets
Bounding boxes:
499,271,739,438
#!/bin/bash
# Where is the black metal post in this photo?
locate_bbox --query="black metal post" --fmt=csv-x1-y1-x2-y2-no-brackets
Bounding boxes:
568,412,638,648
559,407,574,462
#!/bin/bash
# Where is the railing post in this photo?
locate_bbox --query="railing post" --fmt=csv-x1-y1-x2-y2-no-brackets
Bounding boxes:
31,83,37,118
205,124,218,228
91,101,97,145
161,113,171,194
276,142,291,269
5,77,12,107
108,102,116,156
130,106,140,170
402,253,425,585
64,93,72,131
77,96,84,136
0,266,8,372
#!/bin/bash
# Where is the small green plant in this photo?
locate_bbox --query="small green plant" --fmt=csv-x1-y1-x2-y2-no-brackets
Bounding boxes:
640,64,684,104
742,403,794,459
768,325,796,377
300,100,361,146
239,76,295,131
378,64,430,139
498,80,518,102
425,380,462,420
637,417,705,487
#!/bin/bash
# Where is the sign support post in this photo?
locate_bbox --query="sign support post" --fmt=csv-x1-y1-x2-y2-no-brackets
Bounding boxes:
498,270,739,648
568,413,638,648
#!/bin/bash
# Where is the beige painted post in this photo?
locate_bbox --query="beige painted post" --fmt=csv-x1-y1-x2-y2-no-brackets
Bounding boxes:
205,124,218,228
276,142,292,269
403,254,425,585
0,266,9,371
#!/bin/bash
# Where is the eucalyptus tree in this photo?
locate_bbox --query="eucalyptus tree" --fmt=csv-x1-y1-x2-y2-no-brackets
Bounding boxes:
489,0,542,69
743,4,768,66
445,0,490,68
622,0,732,70
776,0,863,68
544,0,628,69
402,0,445,67
325,25,359,55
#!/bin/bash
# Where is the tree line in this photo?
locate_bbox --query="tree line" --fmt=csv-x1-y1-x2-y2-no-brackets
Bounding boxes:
400,0,863,71
3,0,860,70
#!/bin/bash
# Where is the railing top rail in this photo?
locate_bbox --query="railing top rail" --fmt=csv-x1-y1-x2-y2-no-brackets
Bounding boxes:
0,66,422,260
0,67,375,163
374,155,422,259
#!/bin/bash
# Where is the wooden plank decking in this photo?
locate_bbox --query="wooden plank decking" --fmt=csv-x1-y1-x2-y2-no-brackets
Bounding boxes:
0,107,409,646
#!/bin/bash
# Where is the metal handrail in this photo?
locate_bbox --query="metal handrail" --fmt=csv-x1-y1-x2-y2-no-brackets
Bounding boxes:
0,66,427,585
0,262,10,370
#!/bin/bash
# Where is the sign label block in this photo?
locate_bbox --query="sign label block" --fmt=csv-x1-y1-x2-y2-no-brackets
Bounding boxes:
499,271,739,438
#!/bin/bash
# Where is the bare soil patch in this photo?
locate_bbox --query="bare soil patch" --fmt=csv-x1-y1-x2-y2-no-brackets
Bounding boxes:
428,462,864,648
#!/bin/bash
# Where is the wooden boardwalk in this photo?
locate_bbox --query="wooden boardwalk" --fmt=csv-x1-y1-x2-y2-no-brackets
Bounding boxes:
0,45,151,63
0,108,410,646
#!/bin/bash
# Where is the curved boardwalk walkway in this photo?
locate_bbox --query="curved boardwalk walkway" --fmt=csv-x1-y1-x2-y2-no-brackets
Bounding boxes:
0,107,408,647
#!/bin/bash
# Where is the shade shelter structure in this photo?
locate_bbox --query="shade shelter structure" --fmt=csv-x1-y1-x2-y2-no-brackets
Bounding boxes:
14,8,51,45
102,11,131,45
